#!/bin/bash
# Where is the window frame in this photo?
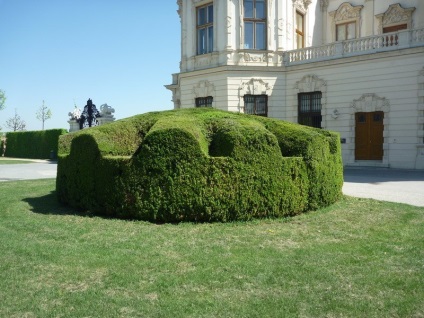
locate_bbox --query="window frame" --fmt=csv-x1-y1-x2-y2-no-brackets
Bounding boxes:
243,94,268,117
382,24,407,33
295,11,305,49
195,96,213,108
243,0,267,50
298,92,322,128
336,21,356,41
196,3,214,55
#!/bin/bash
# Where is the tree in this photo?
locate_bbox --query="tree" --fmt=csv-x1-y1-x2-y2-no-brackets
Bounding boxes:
0,89,5,111
6,109,26,131
36,100,52,130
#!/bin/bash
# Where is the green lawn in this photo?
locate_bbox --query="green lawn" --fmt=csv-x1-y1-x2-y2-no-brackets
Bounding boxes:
0,158,35,164
0,179,423,317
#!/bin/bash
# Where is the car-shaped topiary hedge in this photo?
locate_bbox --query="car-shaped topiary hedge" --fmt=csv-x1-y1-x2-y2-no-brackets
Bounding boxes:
57,108,343,222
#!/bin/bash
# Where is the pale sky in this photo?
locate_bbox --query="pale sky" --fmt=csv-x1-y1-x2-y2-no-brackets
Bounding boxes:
0,0,181,131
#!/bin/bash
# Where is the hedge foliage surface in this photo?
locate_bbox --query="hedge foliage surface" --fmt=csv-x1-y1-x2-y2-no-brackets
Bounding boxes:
5,129,67,159
57,108,343,222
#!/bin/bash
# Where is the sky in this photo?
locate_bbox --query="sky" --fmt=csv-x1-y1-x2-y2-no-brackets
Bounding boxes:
0,0,181,131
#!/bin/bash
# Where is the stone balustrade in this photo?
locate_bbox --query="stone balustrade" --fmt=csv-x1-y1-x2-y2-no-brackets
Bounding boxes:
173,28,424,81
286,28,424,66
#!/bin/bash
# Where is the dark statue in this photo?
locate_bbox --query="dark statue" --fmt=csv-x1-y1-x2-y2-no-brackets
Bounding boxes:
79,98,100,129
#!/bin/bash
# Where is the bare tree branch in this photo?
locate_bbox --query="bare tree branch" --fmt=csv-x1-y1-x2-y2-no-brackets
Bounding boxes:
5,109,26,132
36,100,52,130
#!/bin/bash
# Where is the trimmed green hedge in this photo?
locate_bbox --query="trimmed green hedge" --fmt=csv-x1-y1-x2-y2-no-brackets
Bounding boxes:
57,108,343,222
5,129,67,159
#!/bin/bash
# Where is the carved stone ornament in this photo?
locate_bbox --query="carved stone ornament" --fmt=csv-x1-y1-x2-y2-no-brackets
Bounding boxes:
239,52,267,63
329,2,363,22
351,93,390,113
239,78,272,96
193,80,215,98
192,0,209,5
68,106,81,120
99,104,115,118
287,21,293,40
320,0,329,10
294,74,326,93
293,0,312,12
177,0,182,18
226,16,232,31
375,3,415,30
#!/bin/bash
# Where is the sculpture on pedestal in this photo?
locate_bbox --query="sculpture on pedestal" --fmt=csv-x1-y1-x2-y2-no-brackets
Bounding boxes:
67,99,116,132
79,99,100,129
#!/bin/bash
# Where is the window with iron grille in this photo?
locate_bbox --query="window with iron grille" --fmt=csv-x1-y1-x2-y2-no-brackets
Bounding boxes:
244,95,267,116
197,4,213,55
298,92,322,128
243,0,267,50
195,96,213,107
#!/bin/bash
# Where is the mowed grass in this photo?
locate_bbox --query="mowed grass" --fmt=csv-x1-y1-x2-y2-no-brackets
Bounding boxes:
0,179,423,318
0,158,35,164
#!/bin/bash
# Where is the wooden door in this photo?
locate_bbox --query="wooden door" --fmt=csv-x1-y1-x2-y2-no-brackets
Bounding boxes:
355,112,384,160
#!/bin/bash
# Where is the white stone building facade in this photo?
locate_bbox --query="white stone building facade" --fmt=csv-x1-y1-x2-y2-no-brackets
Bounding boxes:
166,0,424,169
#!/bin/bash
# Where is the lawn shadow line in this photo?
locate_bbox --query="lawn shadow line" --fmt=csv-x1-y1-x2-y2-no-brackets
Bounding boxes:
23,191,99,218
23,190,174,224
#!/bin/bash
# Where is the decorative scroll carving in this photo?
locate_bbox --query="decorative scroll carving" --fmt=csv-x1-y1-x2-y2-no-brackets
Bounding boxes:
239,78,272,96
294,74,326,93
376,3,415,33
320,0,329,10
226,16,232,31
293,0,312,12
287,22,293,41
193,80,215,98
278,18,284,32
194,54,218,69
239,52,267,63
329,2,363,22
351,93,390,112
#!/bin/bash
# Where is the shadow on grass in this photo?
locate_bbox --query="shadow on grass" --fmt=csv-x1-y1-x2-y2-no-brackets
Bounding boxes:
23,190,157,223
23,191,91,217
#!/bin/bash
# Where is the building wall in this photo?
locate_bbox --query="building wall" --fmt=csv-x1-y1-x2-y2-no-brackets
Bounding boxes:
285,48,424,169
175,47,424,169
169,0,424,169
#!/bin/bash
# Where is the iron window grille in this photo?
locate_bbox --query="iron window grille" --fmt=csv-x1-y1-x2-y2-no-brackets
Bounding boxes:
195,96,213,107
244,94,268,116
298,92,322,128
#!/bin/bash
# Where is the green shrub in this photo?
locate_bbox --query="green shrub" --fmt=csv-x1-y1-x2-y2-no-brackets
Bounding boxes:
5,129,67,159
56,108,343,222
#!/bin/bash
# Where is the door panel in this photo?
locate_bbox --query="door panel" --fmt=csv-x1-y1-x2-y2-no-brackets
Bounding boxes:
355,112,384,160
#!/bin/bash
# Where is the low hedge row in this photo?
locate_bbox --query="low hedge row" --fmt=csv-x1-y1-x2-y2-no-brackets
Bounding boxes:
56,108,343,222
5,129,67,159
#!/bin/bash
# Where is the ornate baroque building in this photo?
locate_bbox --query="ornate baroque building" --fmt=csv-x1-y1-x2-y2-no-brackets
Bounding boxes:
166,0,424,169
